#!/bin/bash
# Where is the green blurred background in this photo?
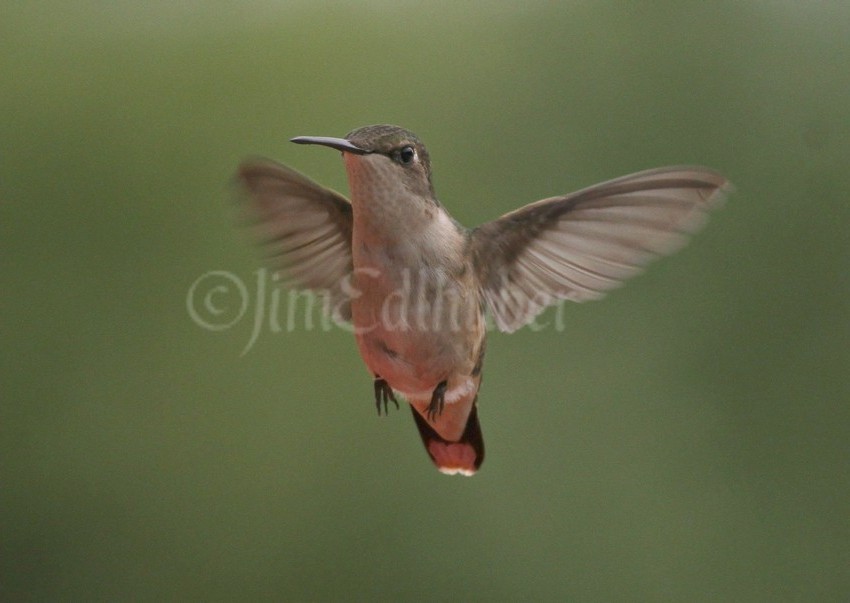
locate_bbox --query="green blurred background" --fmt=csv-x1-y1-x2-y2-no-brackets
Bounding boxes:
3,2,848,600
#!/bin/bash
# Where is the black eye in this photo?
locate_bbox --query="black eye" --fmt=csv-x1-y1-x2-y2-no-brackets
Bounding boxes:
397,145,416,165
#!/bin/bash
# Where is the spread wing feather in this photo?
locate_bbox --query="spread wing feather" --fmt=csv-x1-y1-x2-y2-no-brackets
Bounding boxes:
236,159,354,321
470,166,731,332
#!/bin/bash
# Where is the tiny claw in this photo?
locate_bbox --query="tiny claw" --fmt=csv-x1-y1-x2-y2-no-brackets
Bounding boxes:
373,377,398,416
426,380,448,422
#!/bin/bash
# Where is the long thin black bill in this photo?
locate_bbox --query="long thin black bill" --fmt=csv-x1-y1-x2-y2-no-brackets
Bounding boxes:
290,136,371,155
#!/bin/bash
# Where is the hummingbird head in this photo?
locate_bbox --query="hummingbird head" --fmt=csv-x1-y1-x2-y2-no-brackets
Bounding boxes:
292,124,436,202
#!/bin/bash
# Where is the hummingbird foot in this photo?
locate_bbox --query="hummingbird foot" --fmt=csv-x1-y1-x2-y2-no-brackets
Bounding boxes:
373,377,399,416
425,380,448,422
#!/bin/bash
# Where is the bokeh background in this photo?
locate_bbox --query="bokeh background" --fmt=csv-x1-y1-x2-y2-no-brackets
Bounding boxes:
3,2,848,600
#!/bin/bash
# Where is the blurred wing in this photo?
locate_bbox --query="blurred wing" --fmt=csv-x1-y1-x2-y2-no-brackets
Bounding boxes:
236,159,354,321
470,166,731,332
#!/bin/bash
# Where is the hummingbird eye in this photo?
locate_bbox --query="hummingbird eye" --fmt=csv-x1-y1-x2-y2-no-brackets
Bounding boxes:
396,145,416,165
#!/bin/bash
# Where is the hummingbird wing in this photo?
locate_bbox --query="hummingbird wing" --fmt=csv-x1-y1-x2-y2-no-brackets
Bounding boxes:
470,166,731,332
237,159,354,321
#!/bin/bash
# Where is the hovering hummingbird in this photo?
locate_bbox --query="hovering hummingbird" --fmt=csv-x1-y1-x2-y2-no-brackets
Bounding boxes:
237,124,730,476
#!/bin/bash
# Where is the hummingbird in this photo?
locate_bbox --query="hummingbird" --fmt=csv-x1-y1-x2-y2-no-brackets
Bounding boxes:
237,124,730,476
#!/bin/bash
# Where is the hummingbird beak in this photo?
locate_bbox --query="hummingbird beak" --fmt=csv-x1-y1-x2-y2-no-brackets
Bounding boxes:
290,136,371,155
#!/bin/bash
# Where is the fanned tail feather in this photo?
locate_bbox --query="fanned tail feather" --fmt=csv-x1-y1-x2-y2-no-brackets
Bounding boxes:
410,403,484,476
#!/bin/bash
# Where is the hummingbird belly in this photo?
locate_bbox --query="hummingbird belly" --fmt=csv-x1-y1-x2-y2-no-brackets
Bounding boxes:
350,261,483,398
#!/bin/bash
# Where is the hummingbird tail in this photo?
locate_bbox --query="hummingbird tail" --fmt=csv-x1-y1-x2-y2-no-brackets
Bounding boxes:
410,402,484,476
